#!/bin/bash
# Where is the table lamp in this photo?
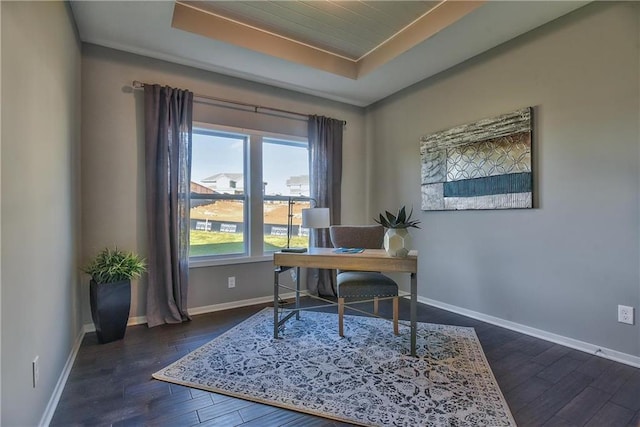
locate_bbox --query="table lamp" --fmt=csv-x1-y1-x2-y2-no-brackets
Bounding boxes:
281,200,330,253
302,207,330,230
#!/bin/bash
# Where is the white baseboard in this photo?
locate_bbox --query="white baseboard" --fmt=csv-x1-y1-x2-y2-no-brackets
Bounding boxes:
188,292,298,316
80,295,640,368
420,296,640,369
83,292,299,331
83,315,147,333
39,326,86,427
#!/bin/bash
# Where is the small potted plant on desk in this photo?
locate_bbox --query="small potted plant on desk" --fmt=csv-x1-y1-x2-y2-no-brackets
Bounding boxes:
375,206,421,257
83,247,146,344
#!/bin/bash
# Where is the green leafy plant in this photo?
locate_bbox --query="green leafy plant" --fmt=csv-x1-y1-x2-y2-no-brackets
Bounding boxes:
374,206,421,229
83,247,146,284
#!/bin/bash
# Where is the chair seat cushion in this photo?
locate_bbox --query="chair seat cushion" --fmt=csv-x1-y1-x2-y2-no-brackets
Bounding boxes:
337,272,398,298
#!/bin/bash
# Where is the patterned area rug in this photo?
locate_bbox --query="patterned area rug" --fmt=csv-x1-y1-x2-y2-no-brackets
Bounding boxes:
153,308,515,426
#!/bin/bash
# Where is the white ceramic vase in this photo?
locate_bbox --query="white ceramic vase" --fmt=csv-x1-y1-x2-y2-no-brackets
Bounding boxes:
384,228,412,257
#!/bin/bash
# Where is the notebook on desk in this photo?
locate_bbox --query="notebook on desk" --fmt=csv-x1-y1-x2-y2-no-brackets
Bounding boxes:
333,247,365,254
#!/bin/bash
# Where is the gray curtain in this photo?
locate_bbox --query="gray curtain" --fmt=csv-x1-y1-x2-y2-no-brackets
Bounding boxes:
144,84,193,327
307,115,343,296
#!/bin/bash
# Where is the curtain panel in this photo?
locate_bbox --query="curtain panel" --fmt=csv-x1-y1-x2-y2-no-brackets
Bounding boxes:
307,115,343,296
144,84,193,327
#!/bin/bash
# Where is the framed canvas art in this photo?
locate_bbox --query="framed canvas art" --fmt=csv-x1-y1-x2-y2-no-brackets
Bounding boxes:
420,107,533,211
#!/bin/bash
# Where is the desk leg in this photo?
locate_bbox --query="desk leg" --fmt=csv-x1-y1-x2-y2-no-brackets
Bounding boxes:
411,272,417,357
295,266,301,320
274,267,280,339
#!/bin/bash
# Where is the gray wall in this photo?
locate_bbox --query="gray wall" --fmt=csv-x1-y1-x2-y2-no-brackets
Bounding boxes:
366,2,640,357
1,1,3,418
1,2,82,425
81,45,367,322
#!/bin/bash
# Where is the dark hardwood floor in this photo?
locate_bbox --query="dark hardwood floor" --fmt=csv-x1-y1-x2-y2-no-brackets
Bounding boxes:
51,299,640,427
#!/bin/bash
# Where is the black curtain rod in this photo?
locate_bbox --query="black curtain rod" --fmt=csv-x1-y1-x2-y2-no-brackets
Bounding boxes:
132,81,346,126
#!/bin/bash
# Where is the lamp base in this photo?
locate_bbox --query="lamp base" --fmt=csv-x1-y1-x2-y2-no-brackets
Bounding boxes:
281,247,308,253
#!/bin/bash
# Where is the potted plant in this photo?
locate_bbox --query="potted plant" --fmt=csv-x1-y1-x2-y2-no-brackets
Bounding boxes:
83,247,146,343
374,206,421,257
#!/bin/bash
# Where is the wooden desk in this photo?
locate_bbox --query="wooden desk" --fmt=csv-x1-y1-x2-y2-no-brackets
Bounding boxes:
273,248,418,357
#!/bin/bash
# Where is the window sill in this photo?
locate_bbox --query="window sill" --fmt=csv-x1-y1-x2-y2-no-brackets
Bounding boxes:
189,254,274,268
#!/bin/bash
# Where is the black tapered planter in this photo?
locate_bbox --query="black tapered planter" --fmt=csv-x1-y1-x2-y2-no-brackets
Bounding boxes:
90,279,131,344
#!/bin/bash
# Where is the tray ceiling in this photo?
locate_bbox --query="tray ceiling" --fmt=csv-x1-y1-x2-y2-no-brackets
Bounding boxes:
70,1,590,106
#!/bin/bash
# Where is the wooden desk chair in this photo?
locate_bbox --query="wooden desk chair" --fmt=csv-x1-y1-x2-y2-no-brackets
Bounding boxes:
329,225,399,337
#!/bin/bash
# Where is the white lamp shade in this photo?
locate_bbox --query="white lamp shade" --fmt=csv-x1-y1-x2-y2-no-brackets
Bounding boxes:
301,208,330,229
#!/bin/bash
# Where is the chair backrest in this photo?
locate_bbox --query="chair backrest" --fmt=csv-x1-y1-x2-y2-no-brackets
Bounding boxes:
329,225,384,249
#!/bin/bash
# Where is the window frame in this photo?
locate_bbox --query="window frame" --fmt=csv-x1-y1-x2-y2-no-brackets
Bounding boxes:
189,122,308,267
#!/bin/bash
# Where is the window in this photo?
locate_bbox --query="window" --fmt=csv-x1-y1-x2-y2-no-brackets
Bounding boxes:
190,129,247,259
263,138,311,253
190,125,309,262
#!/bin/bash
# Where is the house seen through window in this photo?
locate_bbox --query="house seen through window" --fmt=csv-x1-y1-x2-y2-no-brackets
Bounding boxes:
190,127,310,259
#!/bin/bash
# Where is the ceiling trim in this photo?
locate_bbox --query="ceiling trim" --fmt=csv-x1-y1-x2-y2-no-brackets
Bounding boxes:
172,1,484,80
357,1,484,77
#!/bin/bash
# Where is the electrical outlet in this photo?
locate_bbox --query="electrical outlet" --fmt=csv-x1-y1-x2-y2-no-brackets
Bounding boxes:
228,276,236,289
618,305,634,325
32,356,39,388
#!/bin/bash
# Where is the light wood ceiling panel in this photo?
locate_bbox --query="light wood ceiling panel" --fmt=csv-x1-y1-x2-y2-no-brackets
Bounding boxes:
183,1,440,60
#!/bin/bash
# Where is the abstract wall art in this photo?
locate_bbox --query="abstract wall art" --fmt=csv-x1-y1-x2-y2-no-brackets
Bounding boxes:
420,107,533,211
